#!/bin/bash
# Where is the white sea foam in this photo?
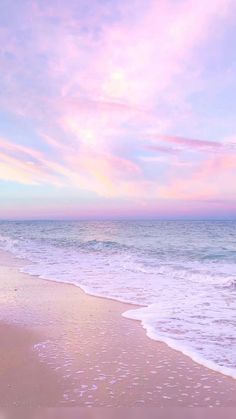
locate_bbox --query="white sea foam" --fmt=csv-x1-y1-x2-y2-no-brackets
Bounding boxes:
0,220,235,379
123,305,236,379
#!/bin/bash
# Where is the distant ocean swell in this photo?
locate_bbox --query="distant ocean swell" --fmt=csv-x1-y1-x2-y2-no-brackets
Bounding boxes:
0,220,235,379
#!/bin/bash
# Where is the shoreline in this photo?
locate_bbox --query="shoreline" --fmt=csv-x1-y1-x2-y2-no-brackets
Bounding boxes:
18,266,236,381
13,251,236,381
0,249,236,407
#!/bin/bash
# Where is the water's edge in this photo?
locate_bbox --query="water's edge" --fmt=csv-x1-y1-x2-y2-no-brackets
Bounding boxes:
2,248,235,381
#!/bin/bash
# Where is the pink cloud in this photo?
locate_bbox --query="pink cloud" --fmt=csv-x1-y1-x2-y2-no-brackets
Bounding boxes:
157,148,236,201
151,135,223,150
0,135,146,198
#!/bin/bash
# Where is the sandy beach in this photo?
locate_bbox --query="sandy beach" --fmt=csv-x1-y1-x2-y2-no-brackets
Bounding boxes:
0,250,236,409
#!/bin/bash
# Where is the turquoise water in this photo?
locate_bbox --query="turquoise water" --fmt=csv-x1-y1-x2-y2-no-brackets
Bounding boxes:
0,220,235,377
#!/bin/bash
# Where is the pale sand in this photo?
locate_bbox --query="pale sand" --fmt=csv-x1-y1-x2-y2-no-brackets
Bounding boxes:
0,250,236,408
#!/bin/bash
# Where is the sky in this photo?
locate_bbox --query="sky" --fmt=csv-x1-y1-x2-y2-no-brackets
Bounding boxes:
0,0,236,219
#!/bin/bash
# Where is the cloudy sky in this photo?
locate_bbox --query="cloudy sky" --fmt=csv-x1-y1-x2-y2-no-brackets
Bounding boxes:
0,0,236,219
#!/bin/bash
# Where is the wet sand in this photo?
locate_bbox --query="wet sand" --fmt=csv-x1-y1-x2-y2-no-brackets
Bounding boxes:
0,250,236,408
0,323,64,406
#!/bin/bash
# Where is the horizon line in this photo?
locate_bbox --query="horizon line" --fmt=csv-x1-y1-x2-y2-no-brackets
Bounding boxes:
0,218,236,222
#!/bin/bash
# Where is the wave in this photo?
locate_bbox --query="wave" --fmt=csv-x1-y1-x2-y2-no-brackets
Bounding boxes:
123,306,236,380
77,239,132,253
121,259,236,288
222,278,236,289
0,234,19,253
0,233,133,255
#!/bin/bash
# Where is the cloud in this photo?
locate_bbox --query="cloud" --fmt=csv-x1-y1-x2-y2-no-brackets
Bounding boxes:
148,135,224,150
0,0,236,216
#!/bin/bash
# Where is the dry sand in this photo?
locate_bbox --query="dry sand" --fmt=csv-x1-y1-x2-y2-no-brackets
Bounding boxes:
0,250,236,409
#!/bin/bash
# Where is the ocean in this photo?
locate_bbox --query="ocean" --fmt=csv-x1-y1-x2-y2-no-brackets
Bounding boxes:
0,220,235,378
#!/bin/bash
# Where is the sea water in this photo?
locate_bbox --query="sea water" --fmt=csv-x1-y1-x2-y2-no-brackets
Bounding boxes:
0,220,235,378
